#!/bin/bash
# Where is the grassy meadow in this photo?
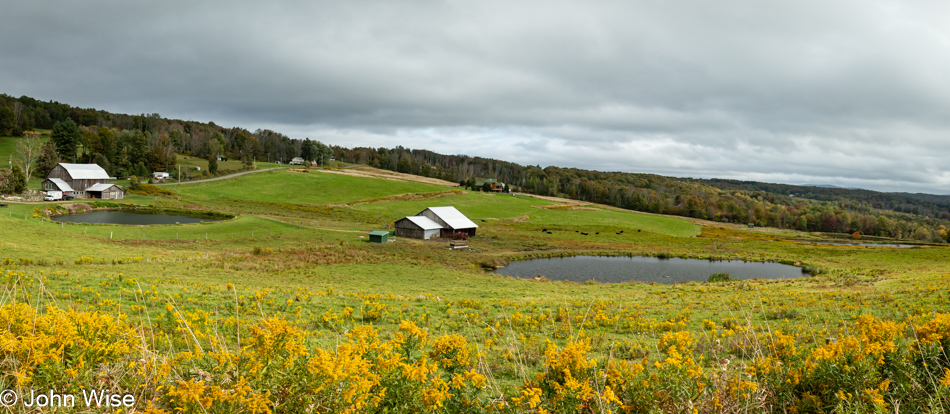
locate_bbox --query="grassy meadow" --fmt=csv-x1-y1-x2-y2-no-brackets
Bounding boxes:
1,167,949,413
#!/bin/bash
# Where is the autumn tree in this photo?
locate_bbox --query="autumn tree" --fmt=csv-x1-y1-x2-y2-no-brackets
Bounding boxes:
14,131,43,179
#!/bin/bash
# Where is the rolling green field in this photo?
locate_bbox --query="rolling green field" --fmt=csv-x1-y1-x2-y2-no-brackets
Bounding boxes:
171,169,451,205
2,167,949,413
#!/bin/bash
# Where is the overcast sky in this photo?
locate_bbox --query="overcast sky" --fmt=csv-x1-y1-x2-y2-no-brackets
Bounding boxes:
3,1,950,193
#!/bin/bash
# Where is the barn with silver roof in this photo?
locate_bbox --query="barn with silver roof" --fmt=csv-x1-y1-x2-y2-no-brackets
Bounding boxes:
42,163,124,199
393,206,479,239
417,206,478,237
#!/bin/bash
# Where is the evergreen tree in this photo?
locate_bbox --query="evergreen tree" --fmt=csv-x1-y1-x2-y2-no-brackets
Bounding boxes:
115,147,131,178
93,153,110,174
36,140,61,177
208,155,218,175
0,106,14,135
301,138,315,164
9,164,26,193
135,162,149,178
51,118,81,161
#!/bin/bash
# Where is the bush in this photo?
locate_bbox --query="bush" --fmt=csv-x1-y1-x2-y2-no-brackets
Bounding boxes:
127,176,175,197
707,272,732,283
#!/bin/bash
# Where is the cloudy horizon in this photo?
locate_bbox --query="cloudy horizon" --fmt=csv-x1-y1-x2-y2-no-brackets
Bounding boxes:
3,1,949,194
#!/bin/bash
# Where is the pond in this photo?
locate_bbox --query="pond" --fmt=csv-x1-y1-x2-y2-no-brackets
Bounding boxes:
492,255,807,284
51,210,226,225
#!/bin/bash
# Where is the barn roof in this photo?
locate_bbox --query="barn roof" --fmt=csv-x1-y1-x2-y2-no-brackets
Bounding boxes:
368,230,389,236
420,206,478,229
60,163,110,180
46,178,75,192
400,215,443,230
86,183,119,192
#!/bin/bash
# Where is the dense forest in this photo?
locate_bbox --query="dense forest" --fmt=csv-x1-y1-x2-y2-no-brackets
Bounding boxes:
0,93,315,179
2,93,948,242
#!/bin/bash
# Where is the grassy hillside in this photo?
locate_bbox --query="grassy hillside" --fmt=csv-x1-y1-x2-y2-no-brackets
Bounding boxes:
0,167,948,413
170,169,451,205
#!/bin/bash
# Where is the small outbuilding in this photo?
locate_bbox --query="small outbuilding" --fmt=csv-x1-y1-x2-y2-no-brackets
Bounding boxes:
86,183,125,200
368,230,389,243
395,216,443,240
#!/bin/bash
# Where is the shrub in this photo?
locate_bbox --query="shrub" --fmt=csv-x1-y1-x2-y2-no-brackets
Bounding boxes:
707,272,732,283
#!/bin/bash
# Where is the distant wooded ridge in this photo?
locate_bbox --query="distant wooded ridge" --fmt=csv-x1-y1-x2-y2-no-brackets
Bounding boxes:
2,93,948,242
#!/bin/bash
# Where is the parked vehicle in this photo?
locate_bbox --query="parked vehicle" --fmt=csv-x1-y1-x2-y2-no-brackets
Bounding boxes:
44,191,63,201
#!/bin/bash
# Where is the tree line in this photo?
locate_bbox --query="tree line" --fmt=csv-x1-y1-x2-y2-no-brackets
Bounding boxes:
0,94,330,182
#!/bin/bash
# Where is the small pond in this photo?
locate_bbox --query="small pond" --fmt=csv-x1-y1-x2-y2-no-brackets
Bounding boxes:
51,210,226,225
492,255,807,284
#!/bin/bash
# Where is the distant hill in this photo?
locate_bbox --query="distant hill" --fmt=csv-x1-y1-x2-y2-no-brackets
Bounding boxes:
3,92,948,243
334,147,950,242
801,184,843,188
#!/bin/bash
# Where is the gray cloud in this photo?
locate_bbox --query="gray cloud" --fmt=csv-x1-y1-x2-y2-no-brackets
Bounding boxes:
3,0,950,193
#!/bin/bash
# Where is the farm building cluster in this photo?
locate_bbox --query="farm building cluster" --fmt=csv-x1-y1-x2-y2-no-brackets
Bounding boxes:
41,163,124,199
394,206,478,239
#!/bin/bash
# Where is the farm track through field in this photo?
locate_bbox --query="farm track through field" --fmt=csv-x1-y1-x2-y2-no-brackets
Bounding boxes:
156,167,281,185
329,189,465,207
316,165,461,187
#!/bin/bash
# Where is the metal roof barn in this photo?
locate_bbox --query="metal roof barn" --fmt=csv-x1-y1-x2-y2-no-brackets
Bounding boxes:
417,206,478,237
43,163,114,199
45,178,75,192
59,163,111,180
395,216,443,239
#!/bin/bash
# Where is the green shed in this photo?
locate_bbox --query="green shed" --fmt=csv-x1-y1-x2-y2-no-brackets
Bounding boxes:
368,230,389,243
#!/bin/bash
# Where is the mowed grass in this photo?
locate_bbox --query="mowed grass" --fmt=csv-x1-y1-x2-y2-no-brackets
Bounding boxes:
351,191,556,220
169,169,451,205
352,191,700,237
0,198,355,262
